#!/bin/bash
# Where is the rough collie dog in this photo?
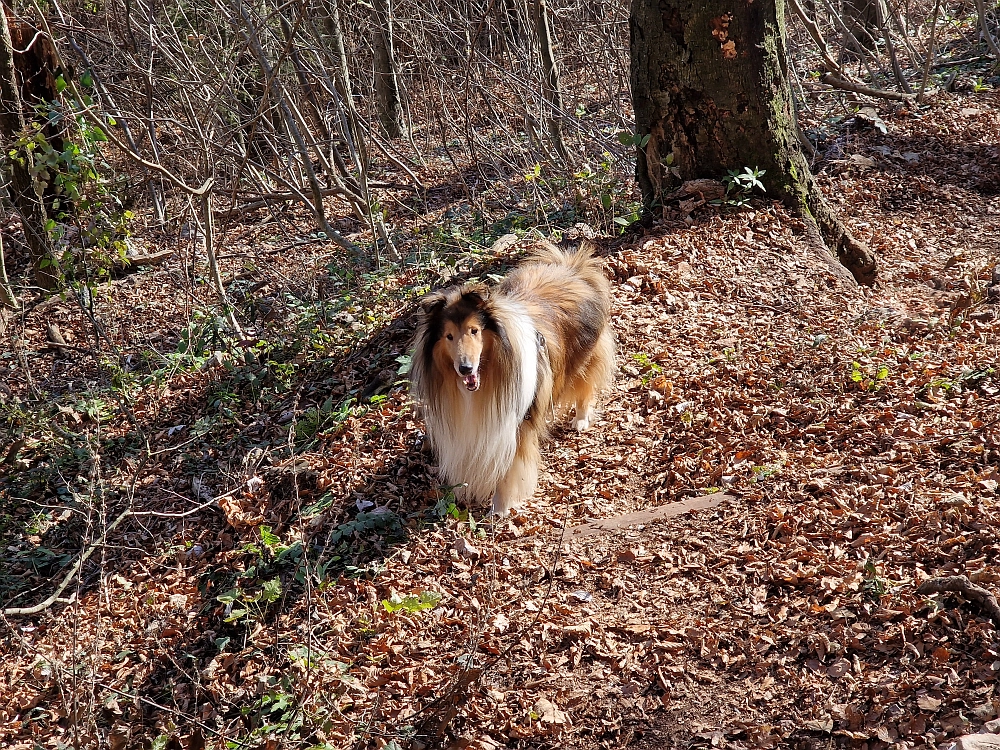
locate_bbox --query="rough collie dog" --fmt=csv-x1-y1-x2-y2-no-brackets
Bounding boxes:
410,241,614,516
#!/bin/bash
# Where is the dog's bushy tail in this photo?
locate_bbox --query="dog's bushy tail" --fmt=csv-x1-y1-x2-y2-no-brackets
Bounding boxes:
529,239,604,274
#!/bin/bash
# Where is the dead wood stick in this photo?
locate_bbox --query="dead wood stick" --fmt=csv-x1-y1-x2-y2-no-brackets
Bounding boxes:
820,73,916,102
932,54,990,68
43,340,98,355
788,0,843,75
2,438,25,466
46,323,69,356
916,575,1000,626
3,509,131,616
120,248,175,268
973,0,1000,58
918,0,942,102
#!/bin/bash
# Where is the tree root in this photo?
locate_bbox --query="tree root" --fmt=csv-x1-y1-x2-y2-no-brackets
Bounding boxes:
805,179,878,286
797,216,859,286
916,574,1000,627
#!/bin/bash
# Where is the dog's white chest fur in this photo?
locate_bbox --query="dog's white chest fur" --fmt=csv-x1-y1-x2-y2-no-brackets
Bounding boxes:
425,301,537,503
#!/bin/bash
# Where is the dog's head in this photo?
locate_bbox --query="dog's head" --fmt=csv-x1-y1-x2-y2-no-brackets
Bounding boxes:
420,284,492,392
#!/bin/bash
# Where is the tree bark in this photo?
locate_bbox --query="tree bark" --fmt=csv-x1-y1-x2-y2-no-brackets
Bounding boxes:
0,7,59,290
372,0,404,139
533,0,571,164
8,16,67,218
630,0,877,285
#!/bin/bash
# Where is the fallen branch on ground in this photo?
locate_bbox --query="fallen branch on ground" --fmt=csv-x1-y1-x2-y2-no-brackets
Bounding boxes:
820,73,916,102
3,508,131,616
916,575,1000,627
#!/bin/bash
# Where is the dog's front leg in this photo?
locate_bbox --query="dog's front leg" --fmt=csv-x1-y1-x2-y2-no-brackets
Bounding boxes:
491,433,540,516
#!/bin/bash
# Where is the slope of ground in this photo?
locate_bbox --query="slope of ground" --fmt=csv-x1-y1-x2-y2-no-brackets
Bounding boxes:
1,94,999,750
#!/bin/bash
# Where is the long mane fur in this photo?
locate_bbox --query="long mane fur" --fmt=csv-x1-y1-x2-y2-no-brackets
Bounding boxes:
410,241,614,512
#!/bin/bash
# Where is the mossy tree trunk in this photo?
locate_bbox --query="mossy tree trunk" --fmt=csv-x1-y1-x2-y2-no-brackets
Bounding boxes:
630,0,877,284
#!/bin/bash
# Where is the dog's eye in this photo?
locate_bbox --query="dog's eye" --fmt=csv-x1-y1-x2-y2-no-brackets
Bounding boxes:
446,333,454,341
470,328,479,335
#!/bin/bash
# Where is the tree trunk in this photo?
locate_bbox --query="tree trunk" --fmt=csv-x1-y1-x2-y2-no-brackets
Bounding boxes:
630,0,877,285
533,0,571,164
0,7,59,290
8,16,66,219
372,0,404,139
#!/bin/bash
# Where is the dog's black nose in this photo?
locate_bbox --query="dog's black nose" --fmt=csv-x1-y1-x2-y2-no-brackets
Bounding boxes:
458,363,473,375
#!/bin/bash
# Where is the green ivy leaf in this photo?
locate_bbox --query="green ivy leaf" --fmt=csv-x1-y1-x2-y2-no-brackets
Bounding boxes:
382,591,441,614
260,525,281,550
260,577,282,604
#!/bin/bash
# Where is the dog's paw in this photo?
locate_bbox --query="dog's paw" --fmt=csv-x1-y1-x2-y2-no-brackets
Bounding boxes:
491,492,525,517
574,407,595,432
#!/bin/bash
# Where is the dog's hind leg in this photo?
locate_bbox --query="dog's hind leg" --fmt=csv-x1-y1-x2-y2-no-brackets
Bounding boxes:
491,431,540,516
571,328,615,431
572,379,596,432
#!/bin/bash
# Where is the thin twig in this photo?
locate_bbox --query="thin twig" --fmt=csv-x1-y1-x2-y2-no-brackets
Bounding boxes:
131,493,224,518
198,191,243,336
918,0,942,101
97,683,236,744
974,0,1000,58
788,0,848,75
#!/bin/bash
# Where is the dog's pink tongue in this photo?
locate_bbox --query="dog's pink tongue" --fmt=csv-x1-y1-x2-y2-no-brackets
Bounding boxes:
464,374,480,391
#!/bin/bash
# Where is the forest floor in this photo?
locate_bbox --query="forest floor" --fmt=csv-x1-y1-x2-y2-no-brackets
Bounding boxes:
2,91,1000,750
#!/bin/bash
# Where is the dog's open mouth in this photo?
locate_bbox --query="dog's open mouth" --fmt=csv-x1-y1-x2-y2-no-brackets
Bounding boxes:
463,373,480,391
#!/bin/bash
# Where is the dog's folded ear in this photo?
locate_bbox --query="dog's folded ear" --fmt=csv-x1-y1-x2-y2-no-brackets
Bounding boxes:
420,291,447,316
460,283,490,309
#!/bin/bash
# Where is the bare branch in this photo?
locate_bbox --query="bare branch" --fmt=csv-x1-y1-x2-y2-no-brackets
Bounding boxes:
3,509,131,616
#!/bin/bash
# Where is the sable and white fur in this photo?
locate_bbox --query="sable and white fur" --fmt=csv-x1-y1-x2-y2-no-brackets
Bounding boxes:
410,241,614,515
